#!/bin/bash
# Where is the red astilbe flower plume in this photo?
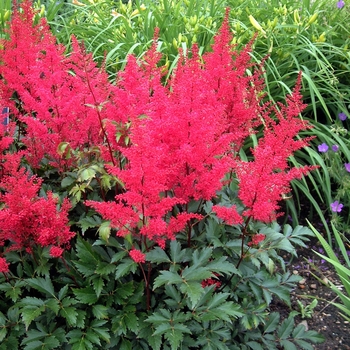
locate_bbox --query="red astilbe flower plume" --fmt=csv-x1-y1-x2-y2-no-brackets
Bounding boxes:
234,74,315,222
0,257,9,273
129,249,146,264
0,0,119,169
0,154,75,258
88,10,314,246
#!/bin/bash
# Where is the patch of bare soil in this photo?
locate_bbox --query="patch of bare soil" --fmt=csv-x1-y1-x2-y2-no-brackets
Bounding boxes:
280,238,350,349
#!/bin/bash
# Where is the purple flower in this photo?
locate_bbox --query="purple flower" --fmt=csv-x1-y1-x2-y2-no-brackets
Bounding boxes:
318,143,329,153
337,1,345,9
331,200,343,213
338,112,347,121
345,163,350,172
332,144,339,152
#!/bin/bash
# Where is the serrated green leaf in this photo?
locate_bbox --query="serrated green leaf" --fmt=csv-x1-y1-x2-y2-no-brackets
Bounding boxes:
293,339,314,350
61,176,75,188
300,330,325,344
110,251,127,263
146,247,171,263
26,277,55,297
164,325,190,350
280,339,297,350
153,271,183,290
73,286,98,305
60,306,78,326
246,341,264,350
115,259,137,279
85,330,101,346
92,304,109,319
0,281,25,302
45,298,60,315
125,312,138,333
147,332,162,350
22,340,46,350
21,301,46,330
264,312,280,333
58,285,69,300
181,266,212,281
0,328,7,343
207,257,240,275
277,316,294,339
23,336,60,350
170,240,188,264
119,338,132,350
192,248,213,267
180,281,204,309
114,281,134,303
95,261,116,275
92,277,104,298
90,327,110,343
146,309,171,324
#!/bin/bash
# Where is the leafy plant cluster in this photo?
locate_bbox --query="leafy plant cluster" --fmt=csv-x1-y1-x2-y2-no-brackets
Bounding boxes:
0,223,324,350
0,1,331,349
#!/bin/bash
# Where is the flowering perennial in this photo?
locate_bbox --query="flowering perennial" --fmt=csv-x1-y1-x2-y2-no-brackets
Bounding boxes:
0,1,313,261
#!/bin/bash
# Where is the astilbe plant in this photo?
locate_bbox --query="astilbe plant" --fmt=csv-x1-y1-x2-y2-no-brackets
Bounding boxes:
0,2,325,349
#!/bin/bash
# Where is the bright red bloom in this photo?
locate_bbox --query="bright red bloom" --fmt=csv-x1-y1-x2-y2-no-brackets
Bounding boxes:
129,249,146,264
212,205,243,226
50,246,64,258
0,257,9,273
234,74,314,222
0,156,75,255
248,233,266,247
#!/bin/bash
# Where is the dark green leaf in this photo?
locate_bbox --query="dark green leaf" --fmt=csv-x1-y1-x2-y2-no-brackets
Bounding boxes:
115,259,137,279
264,312,280,333
153,271,183,289
279,339,297,350
246,341,264,350
181,266,212,281
26,277,55,297
277,316,294,339
146,247,171,263
92,304,109,319
60,306,78,326
73,286,98,305
92,277,104,298
180,281,204,309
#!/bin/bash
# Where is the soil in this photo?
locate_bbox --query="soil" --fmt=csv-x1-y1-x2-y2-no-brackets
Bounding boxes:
277,237,350,349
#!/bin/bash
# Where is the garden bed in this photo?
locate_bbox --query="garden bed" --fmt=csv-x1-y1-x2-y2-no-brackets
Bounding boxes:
277,237,350,349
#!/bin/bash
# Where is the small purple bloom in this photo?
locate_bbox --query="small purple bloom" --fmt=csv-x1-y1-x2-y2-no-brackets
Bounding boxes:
332,145,339,152
318,143,329,153
337,1,345,9
345,163,350,172
330,200,343,213
339,112,347,121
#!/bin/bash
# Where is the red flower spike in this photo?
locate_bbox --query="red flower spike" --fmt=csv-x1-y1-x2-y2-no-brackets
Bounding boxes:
248,233,266,247
0,257,9,273
129,249,146,264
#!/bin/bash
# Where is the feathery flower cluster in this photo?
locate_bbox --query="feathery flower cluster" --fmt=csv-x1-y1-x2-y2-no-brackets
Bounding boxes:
0,162,75,257
0,1,116,169
0,257,9,273
1,2,313,255
248,233,266,247
129,249,146,264
234,75,314,222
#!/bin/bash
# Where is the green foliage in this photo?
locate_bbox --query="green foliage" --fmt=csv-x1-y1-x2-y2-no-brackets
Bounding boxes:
0,218,324,349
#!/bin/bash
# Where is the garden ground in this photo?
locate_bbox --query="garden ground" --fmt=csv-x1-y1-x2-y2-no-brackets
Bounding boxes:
277,237,350,349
